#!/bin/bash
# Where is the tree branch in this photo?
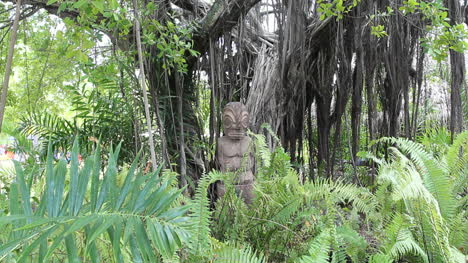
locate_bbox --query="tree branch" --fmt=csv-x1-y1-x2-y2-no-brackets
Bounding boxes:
172,0,209,14
0,0,80,19
0,6,39,29
0,0,22,132
0,0,261,56
193,0,261,54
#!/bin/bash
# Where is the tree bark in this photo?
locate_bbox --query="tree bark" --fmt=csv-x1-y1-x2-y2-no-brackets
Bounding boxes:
351,50,363,163
381,7,412,137
316,96,331,175
132,0,157,171
175,73,188,190
445,0,466,140
411,46,425,139
0,0,22,132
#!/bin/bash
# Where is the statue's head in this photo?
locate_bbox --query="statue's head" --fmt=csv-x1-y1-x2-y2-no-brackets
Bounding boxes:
223,102,249,140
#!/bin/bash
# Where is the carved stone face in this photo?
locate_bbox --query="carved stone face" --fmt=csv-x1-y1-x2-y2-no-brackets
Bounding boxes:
223,102,249,140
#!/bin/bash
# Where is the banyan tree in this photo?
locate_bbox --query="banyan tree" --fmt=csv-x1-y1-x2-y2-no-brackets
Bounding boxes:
2,0,466,183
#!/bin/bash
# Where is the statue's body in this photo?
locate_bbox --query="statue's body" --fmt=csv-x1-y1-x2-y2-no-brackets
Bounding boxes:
216,102,255,204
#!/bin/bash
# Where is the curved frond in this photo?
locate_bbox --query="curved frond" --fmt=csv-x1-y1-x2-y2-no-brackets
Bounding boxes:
380,213,428,263
298,228,332,263
368,253,393,263
189,171,224,255
0,141,191,262
377,137,455,220
213,245,265,263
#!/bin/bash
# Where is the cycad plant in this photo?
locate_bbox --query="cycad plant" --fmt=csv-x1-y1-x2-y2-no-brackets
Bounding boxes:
368,133,467,263
0,139,266,262
0,140,191,262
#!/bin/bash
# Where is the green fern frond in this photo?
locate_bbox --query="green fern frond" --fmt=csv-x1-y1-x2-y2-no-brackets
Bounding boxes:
213,244,265,263
248,131,271,168
446,132,467,171
336,225,367,262
377,137,456,220
445,132,467,194
380,213,428,263
447,212,467,249
331,180,378,216
298,228,332,263
368,253,393,263
448,247,466,263
189,171,224,255
303,178,377,217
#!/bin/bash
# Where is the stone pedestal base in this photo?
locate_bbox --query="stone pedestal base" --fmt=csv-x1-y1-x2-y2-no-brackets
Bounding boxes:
234,183,254,205
216,181,255,205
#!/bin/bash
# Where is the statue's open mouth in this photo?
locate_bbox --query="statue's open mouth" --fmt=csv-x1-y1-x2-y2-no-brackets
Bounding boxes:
229,132,245,137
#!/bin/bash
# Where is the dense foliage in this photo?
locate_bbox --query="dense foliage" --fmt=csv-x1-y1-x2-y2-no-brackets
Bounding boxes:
0,0,466,262
0,130,466,262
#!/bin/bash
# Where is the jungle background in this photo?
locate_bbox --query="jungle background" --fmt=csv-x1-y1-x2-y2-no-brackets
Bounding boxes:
0,0,466,262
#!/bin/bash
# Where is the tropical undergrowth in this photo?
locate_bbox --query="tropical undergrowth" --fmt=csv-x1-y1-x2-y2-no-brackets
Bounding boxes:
0,139,264,262
0,130,466,262
208,131,467,262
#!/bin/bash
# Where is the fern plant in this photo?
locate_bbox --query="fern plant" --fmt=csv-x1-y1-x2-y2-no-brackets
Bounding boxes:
368,134,467,263
212,134,376,262
183,171,266,262
212,243,265,263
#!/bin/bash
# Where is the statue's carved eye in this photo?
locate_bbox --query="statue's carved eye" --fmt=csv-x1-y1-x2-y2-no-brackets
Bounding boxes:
240,112,249,128
241,117,248,128
224,116,233,128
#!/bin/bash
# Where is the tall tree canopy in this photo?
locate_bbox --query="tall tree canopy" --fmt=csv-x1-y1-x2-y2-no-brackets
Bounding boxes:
0,0,466,180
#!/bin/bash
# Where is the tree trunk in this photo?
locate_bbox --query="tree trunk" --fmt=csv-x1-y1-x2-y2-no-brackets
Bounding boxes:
307,106,315,180
411,46,425,139
316,96,331,175
132,0,157,171
381,6,412,137
175,73,188,190
351,52,363,163
445,0,466,140
403,79,411,138
366,69,376,142
0,0,22,132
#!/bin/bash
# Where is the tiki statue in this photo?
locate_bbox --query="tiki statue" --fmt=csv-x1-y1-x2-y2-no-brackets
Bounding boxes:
216,102,255,204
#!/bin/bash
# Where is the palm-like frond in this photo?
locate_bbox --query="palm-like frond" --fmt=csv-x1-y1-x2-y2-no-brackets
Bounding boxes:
19,79,138,162
19,111,77,154
0,140,191,262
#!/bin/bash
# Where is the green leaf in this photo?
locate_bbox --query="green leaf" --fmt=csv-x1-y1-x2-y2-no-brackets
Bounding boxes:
91,0,105,11
46,0,59,5
65,234,81,263
72,0,88,9
87,216,121,244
